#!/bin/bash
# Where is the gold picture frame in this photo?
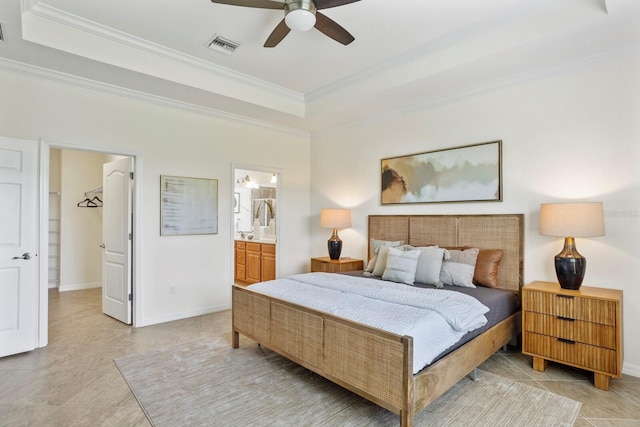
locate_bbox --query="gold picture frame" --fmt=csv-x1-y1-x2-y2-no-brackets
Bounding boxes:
381,140,502,204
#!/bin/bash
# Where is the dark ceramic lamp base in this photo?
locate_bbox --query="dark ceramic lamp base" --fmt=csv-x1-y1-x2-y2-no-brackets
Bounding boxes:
555,256,586,290
555,237,586,290
327,229,342,260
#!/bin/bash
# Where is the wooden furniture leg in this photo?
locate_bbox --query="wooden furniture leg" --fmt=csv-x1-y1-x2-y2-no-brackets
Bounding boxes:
532,356,547,372
594,373,610,391
232,330,239,349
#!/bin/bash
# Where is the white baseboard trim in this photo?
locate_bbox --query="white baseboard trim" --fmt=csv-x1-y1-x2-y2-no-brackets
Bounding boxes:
623,362,640,378
58,282,102,292
48,282,58,289
137,303,231,328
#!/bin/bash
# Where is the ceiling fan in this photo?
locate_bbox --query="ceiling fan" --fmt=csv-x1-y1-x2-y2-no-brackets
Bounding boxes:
210,0,360,48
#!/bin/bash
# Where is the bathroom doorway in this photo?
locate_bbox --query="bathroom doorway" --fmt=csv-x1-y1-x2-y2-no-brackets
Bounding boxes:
232,166,280,286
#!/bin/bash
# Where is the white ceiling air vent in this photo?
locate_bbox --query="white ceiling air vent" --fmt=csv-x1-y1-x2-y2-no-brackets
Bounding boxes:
207,34,240,55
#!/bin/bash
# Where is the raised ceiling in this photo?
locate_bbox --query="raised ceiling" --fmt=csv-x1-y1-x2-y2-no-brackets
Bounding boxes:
1,0,638,133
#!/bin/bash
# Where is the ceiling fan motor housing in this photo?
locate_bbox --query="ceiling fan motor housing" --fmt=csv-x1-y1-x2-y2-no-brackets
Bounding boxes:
285,0,317,32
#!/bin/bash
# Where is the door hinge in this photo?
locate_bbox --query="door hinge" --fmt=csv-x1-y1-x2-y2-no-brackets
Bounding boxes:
129,171,134,179
129,232,132,240
128,293,132,302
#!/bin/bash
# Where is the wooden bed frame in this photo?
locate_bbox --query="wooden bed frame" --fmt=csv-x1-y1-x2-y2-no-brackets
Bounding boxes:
232,214,524,427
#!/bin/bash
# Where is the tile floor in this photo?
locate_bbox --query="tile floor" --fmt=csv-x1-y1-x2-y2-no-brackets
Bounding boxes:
0,288,638,426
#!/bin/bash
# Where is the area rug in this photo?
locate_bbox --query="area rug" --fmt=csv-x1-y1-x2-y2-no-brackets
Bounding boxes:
114,338,581,426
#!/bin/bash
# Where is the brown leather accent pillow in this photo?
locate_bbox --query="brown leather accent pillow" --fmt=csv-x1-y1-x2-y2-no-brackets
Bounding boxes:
473,249,503,288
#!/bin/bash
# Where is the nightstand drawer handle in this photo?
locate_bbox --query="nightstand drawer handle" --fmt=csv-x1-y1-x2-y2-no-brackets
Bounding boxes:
558,338,576,344
556,294,574,299
557,316,575,322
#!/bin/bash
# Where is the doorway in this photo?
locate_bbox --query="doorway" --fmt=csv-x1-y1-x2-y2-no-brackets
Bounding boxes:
48,148,114,292
232,166,280,286
38,142,140,348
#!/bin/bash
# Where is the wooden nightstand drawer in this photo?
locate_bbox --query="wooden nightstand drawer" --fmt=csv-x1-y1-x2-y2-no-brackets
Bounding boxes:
523,290,617,325
523,312,616,349
523,332,618,375
522,281,623,390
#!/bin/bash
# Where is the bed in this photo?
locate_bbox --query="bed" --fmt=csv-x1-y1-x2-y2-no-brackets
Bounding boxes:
232,214,524,427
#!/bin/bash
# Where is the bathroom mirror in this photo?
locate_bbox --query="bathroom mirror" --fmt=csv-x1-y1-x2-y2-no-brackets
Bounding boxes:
234,169,277,241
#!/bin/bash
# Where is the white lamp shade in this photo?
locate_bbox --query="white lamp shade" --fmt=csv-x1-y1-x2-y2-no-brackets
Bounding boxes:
320,208,352,229
540,202,605,237
285,9,316,31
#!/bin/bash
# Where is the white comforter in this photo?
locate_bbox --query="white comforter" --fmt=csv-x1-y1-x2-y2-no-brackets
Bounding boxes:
249,272,489,373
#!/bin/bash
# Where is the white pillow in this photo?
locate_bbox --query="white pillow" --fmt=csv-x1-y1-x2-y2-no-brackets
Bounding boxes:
440,263,476,288
382,247,421,285
439,248,479,288
413,247,446,285
365,253,381,273
372,245,392,276
365,239,404,272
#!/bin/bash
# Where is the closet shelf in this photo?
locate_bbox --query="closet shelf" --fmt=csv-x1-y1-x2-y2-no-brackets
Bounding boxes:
84,186,103,197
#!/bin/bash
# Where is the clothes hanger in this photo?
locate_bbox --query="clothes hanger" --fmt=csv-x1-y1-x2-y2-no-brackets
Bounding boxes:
77,198,98,208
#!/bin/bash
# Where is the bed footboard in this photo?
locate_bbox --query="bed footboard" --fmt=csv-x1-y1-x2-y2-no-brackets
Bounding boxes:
232,285,520,427
412,311,520,413
232,285,415,424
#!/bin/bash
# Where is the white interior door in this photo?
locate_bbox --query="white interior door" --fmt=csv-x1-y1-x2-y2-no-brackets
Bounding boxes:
0,136,38,357
102,157,133,324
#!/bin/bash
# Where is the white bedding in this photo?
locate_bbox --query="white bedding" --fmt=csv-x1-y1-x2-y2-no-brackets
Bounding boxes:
249,272,489,373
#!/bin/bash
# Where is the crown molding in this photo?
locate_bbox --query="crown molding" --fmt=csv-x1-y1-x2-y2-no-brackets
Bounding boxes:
0,57,310,138
305,1,559,104
313,39,640,137
3,38,633,140
14,1,635,138
22,2,305,116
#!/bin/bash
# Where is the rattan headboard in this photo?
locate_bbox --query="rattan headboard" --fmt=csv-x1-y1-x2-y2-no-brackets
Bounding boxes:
368,214,524,292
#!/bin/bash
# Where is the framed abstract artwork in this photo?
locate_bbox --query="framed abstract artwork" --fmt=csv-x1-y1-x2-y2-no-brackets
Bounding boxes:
381,140,502,204
160,175,218,235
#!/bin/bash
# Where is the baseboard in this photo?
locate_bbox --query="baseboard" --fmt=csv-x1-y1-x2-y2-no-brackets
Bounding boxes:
623,362,640,378
48,282,58,289
58,282,102,292
137,303,231,328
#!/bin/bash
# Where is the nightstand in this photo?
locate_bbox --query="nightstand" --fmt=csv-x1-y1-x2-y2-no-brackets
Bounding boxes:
310,257,364,273
522,281,623,390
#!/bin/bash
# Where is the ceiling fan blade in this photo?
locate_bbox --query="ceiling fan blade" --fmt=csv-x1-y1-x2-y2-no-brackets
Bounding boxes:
314,12,355,45
210,0,284,10
264,19,291,48
313,0,361,10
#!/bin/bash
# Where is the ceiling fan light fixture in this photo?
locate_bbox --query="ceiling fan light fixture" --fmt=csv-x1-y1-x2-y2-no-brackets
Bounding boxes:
285,1,316,32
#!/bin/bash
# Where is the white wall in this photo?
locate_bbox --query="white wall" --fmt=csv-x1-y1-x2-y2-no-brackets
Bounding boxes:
0,68,311,326
310,52,640,376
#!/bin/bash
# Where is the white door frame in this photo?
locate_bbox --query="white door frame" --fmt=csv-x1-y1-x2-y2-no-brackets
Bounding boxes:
37,140,142,347
231,163,282,286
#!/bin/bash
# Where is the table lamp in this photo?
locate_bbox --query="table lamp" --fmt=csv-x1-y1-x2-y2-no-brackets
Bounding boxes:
320,208,352,260
539,202,605,290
